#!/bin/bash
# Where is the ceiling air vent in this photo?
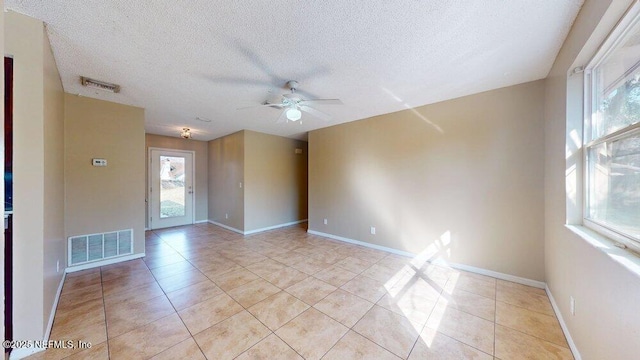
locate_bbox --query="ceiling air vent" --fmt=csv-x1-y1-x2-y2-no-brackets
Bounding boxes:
80,76,121,93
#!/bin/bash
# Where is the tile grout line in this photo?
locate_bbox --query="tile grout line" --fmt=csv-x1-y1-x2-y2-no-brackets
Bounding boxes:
348,305,407,359
494,277,498,358
56,224,569,359
493,298,572,349
99,264,111,359
154,228,302,358
150,231,210,359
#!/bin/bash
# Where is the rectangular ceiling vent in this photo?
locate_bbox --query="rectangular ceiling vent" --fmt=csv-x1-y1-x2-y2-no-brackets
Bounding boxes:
80,76,121,93
68,229,133,266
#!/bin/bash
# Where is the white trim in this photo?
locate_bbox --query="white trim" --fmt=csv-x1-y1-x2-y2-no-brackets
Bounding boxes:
10,346,46,360
208,220,244,235
582,1,640,250
583,218,640,254
565,225,640,275
307,229,546,288
144,227,149,231
244,220,308,235
432,259,546,289
14,274,69,360
585,1,640,70
307,230,414,257
208,220,308,235
44,272,66,341
65,253,145,273
194,219,208,224
546,285,582,360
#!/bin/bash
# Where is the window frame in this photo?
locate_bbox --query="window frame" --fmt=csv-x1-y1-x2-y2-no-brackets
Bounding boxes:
583,3,640,251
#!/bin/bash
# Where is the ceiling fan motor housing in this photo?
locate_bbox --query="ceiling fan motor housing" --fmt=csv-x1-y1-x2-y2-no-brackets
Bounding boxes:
286,80,299,92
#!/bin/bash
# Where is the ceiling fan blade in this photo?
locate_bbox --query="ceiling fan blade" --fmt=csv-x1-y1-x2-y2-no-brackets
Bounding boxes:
237,102,284,110
298,98,343,105
300,105,332,121
276,109,289,123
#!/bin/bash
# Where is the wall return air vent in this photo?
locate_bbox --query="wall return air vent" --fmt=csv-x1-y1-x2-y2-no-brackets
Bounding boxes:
68,229,133,266
80,76,121,93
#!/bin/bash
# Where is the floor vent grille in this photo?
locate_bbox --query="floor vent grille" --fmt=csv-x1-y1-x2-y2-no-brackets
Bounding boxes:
68,229,133,266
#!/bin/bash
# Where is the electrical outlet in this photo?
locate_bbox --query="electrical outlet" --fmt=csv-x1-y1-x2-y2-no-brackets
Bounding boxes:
225,213,228,219
323,218,327,225
570,296,575,315
56,260,60,273
239,182,243,188
370,226,376,235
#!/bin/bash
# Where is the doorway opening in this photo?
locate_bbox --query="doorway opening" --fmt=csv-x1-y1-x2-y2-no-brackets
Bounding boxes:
148,148,195,229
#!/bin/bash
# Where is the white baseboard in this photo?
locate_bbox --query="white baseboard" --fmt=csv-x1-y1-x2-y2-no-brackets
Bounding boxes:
307,229,414,257
10,346,46,359
9,280,64,359
44,271,66,341
208,219,307,235
307,229,545,289
65,253,145,273
433,260,546,289
208,220,244,235
194,219,208,224
244,219,308,235
546,285,581,360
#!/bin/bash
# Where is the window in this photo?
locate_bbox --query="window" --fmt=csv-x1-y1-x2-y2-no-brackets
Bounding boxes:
584,8,640,246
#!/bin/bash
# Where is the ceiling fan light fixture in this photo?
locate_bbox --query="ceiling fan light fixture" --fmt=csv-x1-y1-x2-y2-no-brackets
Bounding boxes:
181,128,192,139
286,108,302,121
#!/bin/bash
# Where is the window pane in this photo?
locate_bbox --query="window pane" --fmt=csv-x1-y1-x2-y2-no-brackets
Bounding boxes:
592,22,640,140
159,156,186,218
587,131,640,239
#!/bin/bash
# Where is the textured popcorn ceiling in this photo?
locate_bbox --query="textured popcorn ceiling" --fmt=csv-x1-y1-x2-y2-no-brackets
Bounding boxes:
6,0,583,141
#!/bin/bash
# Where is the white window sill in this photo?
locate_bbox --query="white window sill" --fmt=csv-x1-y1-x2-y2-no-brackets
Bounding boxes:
565,225,640,279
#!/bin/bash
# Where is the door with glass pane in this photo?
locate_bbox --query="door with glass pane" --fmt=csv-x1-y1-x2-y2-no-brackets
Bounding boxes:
149,149,194,229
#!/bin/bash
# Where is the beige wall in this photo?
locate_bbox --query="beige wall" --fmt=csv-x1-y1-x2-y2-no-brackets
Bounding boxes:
65,94,145,255
244,130,308,232
544,0,640,358
309,80,546,281
208,131,244,231
41,24,65,332
6,11,65,343
6,11,46,342
145,134,208,226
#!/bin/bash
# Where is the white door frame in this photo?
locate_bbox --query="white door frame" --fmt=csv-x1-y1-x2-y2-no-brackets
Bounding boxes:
148,147,196,229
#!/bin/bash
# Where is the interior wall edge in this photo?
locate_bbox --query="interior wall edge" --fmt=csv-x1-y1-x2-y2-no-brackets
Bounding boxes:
545,284,582,360
43,271,65,341
307,229,546,289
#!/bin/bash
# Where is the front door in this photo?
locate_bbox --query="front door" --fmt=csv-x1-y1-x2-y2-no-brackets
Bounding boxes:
149,149,194,229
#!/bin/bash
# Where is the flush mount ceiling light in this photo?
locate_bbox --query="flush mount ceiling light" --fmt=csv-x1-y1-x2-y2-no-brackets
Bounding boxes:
286,108,302,121
181,128,192,139
80,76,120,93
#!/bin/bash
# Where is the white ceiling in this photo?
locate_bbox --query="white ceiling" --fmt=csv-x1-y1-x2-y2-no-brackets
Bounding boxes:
6,0,583,141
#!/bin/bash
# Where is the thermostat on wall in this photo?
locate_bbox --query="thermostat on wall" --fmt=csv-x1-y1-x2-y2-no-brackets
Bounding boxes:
92,158,107,167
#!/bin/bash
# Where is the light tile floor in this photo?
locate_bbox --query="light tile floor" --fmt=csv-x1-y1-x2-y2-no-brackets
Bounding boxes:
26,223,574,359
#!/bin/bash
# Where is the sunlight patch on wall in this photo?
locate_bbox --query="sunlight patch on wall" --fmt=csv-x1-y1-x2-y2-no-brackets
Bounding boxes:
380,87,445,134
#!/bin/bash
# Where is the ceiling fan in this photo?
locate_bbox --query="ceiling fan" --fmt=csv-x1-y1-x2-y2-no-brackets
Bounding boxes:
238,80,342,123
